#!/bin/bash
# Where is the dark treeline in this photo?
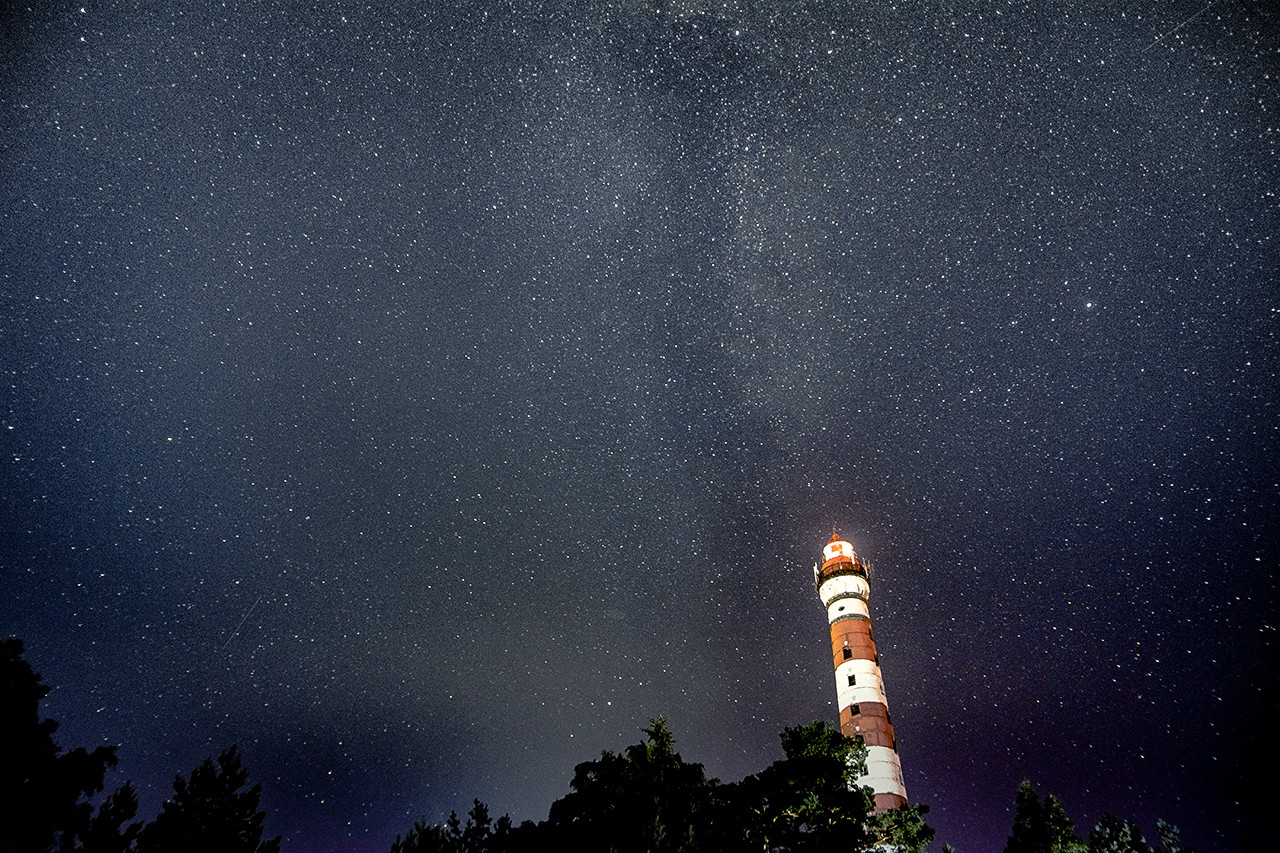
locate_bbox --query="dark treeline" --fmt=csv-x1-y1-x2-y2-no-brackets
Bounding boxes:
4,638,1204,853
391,717,932,853
1003,782,1203,853
1,638,278,853
390,723,1204,853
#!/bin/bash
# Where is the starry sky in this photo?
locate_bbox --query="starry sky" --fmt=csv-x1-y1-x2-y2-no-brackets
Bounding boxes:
2,2,1275,851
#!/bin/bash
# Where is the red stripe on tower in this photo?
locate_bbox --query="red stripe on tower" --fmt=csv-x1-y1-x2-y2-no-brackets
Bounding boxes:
813,530,907,813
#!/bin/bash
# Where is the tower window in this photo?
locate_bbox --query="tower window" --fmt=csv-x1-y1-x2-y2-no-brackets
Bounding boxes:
847,674,856,686
842,648,853,660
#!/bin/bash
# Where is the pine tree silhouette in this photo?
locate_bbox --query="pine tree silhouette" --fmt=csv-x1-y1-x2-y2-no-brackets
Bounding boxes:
0,638,134,853
135,746,281,853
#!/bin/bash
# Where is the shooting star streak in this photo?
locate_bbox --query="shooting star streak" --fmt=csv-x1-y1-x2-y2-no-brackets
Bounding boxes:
1143,0,1219,53
222,596,262,652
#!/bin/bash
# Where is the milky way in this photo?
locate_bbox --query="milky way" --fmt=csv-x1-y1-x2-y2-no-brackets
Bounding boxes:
3,3,1274,851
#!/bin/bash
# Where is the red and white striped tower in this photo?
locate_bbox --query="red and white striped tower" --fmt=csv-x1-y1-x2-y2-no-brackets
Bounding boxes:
814,530,907,813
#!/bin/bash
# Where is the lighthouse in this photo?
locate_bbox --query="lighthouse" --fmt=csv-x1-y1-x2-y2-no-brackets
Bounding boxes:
814,531,907,813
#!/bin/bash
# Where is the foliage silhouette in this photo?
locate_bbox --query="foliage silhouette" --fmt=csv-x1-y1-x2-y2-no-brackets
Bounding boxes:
0,638,138,853
1003,780,1085,853
864,801,935,853
544,716,713,853
390,799,542,853
999,784,1201,853
721,720,875,852
393,719,933,853
80,782,142,853
1087,813,1152,853
134,745,281,853
1154,819,1199,853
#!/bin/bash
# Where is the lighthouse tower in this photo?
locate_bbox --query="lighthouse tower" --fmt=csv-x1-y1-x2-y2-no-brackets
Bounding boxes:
814,531,907,813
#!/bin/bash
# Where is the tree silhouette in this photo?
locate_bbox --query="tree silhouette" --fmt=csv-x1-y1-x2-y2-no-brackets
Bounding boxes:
1155,819,1199,853
389,799,533,853
1088,814,1152,853
80,781,142,853
390,718,934,853
1004,780,1085,853
545,716,712,853
864,801,935,853
0,637,137,853
724,721,875,852
135,745,281,853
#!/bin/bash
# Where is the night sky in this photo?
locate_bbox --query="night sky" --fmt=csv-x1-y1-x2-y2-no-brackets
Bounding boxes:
3,3,1275,852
